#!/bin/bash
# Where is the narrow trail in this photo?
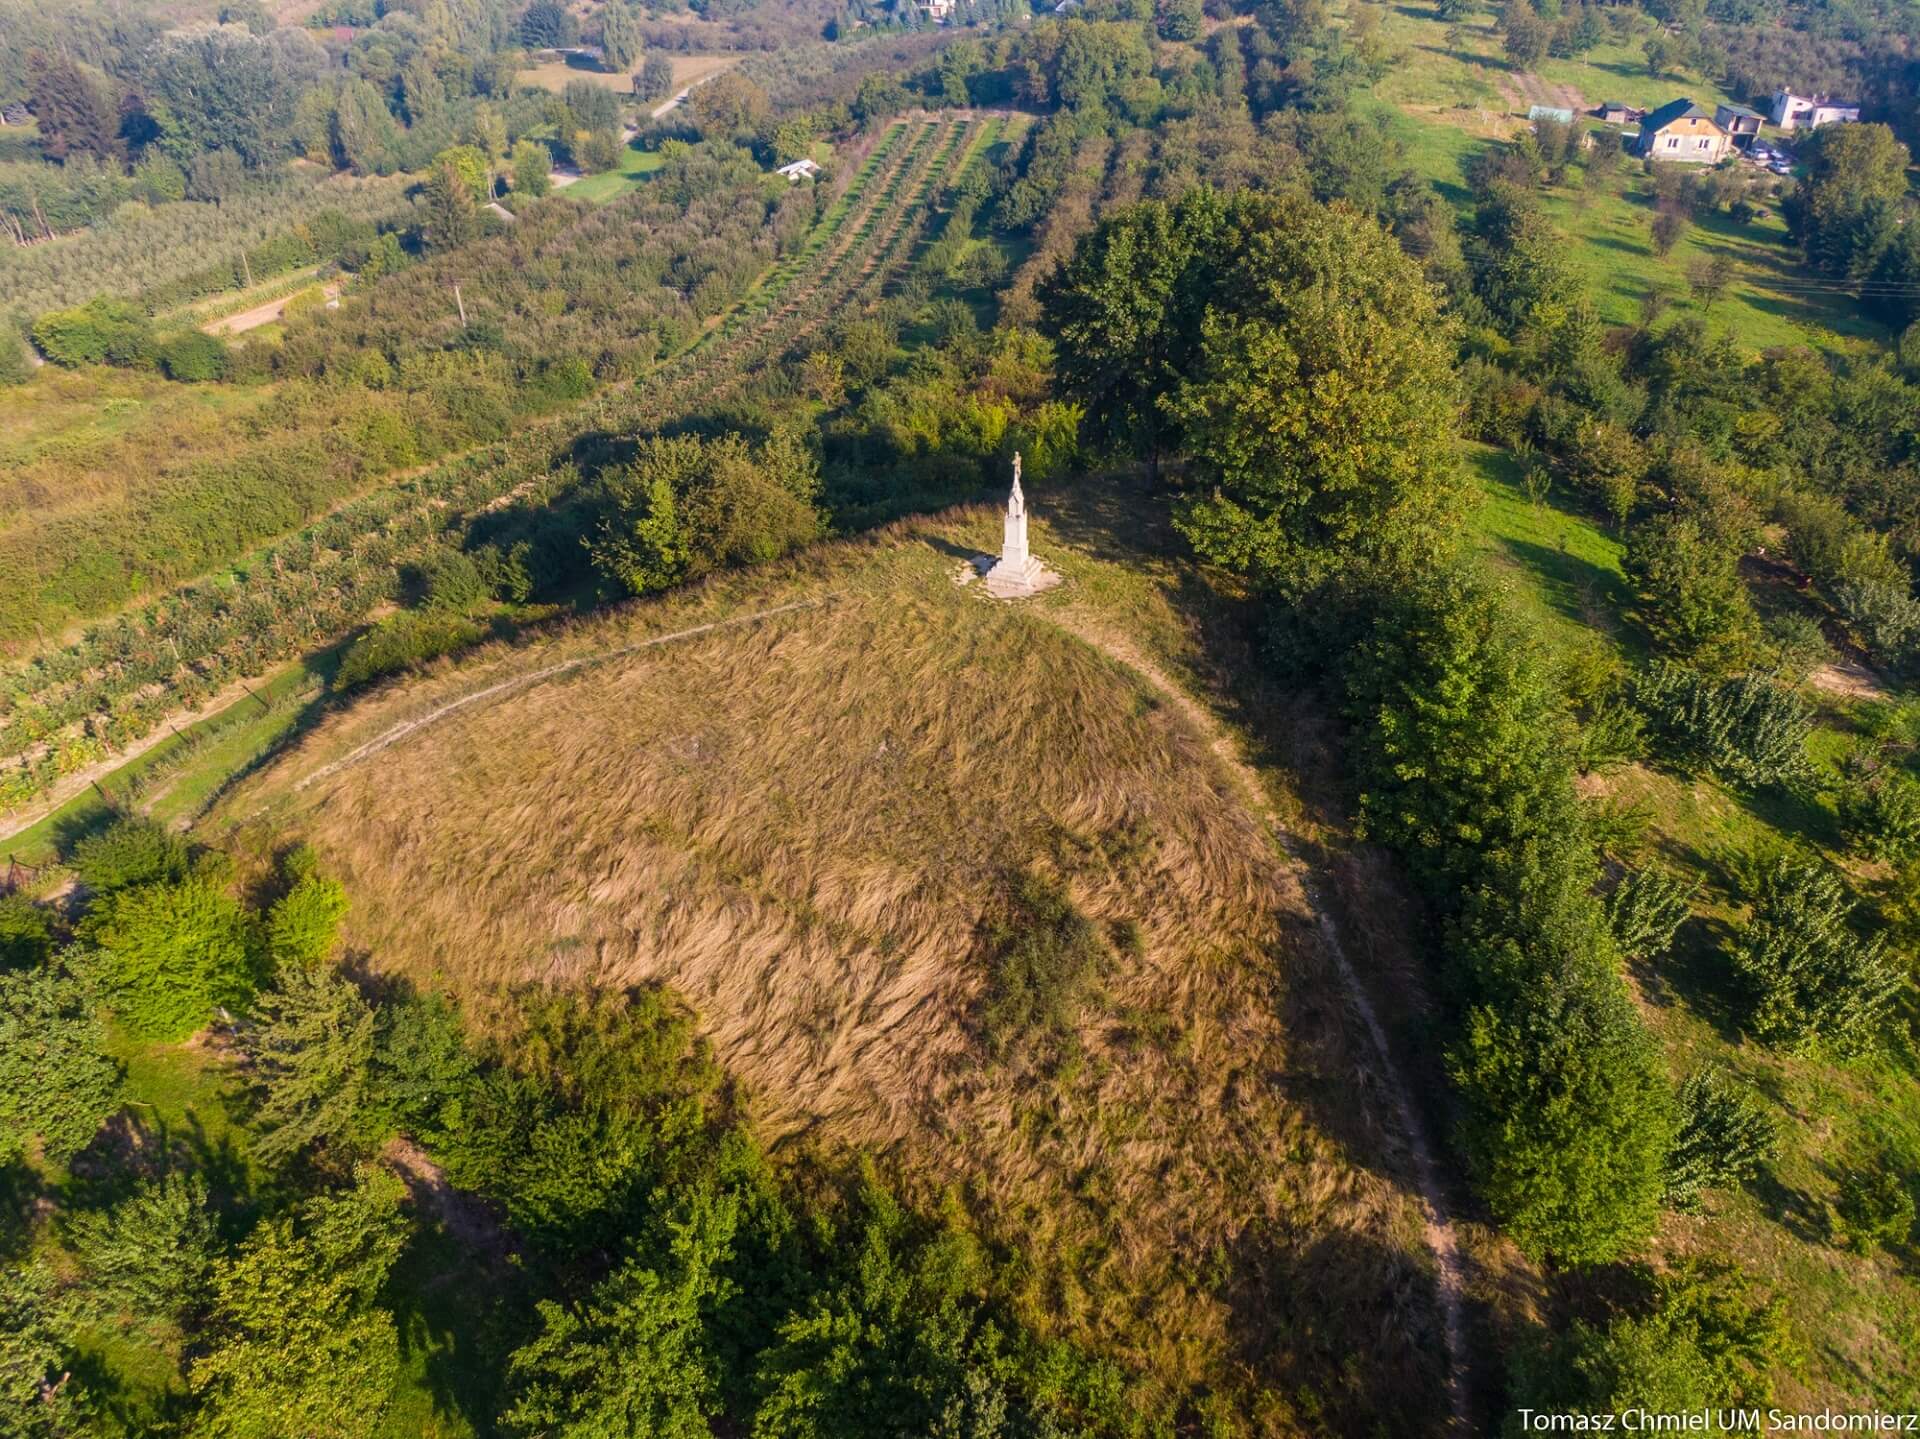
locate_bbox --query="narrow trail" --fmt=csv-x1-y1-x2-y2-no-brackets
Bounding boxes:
292,596,830,793
1047,607,1474,1436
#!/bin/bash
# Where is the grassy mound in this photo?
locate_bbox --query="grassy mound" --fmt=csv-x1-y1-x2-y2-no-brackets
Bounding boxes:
218,505,1452,1430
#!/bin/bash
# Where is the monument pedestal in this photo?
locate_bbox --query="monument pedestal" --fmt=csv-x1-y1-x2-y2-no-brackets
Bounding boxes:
973,455,1058,598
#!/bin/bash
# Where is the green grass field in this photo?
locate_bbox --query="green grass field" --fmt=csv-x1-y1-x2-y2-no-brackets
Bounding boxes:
562,141,669,202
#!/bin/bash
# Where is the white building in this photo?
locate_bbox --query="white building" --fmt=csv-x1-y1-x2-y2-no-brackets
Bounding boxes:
775,158,821,181
1769,91,1861,130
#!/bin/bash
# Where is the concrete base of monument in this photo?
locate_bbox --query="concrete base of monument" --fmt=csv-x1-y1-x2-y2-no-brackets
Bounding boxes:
956,553,1062,599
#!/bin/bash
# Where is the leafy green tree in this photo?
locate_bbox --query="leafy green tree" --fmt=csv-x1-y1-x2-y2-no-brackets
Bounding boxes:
1506,1263,1788,1422
243,964,377,1167
0,897,52,970
0,1264,93,1439
1157,0,1205,40
1347,569,1578,892
521,0,579,47
1663,1069,1776,1212
189,1170,409,1439
369,991,478,1149
69,817,189,896
1451,933,1674,1264
1784,123,1911,277
0,965,122,1163
591,473,690,596
510,138,552,197
82,878,258,1041
1831,1161,1915,1253
158,331,231,383
1728,856,1901,1055
1471,184,1583,335
687,72,770,138
600,2,644,72
31,299,156,369
330,78,398,174
265,857,348,969
26,50,118,163
1605,867,1696,963
504,1187,739,1437
1168,192,1462,590
1040,188,1219,468
1624,513,1761,672
65,1172,220,1326
639,54,677,103
1634,665,1811,787
431,143,491,201
420,159,482,252
1503,1,1549,67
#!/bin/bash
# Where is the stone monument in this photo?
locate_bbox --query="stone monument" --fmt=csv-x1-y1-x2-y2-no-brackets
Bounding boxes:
982,453,1055,597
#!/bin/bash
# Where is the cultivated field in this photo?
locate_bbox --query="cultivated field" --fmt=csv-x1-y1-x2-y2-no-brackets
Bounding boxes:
217,506,1455,1431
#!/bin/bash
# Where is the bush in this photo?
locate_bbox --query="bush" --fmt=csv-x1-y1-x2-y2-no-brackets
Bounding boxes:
31,298,156,369
335,611,486,692
81,878,259,1040
0,896,53,969
1606,867,1696,963
1728,857,1901,1055
1635,664,1811,787
407,547,491,615
64,1172,220,1326
1835,576,1920,665
979,873,1105,1056
1506,1263,1787,1421
0,964,123,1163
70,817,191,896
157,331,231,383
1663,1068,1776,1211
1830,1162,1915,1253
1838,767,1920,863
266,869,349,969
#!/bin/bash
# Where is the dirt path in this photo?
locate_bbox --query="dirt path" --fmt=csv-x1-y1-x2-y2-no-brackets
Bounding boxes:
203,281,340,337
650,63,734,120
1047,607,1474,1435
292,596,831,793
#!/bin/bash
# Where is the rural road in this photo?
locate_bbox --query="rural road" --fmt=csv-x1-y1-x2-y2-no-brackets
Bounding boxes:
203,280,340,337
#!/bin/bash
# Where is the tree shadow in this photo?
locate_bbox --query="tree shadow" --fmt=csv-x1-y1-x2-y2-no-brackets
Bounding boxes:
385,1212,534,1437
1220,1223,1452,1436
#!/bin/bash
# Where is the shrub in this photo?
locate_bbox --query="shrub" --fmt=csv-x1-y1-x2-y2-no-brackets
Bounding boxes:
1830,1162,1915,1253
1624,513,1759,672
0,896,53,969
82,878,259,1040
1728,857,1901,1056
0,964,123,1163
1663,1069,1776,1212
1837,767,1920,863
266,869,349,969
31,298,156,369
1451,946,1674,1265
979,873,1105,1056
70,817,192,896
335,612,486,691
408,547,491,615
1835,576,1920,665
1506,1263,1787,1420
1635,664,1811,787
1606,867,1696,963
65,1172,220,1326
157,331,231,383
243,964,378,1166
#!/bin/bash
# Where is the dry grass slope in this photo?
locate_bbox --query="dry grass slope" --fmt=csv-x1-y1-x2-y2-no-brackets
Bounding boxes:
220,515,1450,1432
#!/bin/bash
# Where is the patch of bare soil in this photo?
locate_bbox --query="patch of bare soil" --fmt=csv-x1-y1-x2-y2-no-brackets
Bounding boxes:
383,1136,516,1272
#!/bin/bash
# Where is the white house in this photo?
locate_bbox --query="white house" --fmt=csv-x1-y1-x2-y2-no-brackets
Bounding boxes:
1769,91,1861,130
775,157,821,181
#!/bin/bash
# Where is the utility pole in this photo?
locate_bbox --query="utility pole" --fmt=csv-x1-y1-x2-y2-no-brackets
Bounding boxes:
241,250,254,288
454,282,467,328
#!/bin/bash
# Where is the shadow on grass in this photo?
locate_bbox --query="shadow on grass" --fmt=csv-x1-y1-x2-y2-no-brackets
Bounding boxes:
386,1223,533,1439
1222,1223,1451,1435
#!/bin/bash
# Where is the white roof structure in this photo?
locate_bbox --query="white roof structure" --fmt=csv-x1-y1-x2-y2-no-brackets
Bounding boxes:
775,158,821,180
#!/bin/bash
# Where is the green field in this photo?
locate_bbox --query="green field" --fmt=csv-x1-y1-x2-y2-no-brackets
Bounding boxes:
562,140,669,202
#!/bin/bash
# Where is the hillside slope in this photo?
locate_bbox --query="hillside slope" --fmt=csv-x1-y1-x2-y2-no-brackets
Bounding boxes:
218,504,1457,1432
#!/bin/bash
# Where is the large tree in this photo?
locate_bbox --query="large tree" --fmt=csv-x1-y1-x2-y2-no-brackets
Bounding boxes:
26,50,118,163
0,965,122,1164
1168,192,1462,590
1784,122,1911,278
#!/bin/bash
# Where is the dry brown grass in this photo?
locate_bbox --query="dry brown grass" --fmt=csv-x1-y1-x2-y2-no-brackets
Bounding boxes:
218,513,1450,1432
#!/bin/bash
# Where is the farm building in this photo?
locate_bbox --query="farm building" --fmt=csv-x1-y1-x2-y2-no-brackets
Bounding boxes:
1635,99,1733,162
775,157,821,181
1594,101,1642,124
1714,102,1765,148
1768,91,1860,129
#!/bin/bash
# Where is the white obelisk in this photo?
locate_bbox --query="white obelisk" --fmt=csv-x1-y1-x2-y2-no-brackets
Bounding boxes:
982,453,1055,597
